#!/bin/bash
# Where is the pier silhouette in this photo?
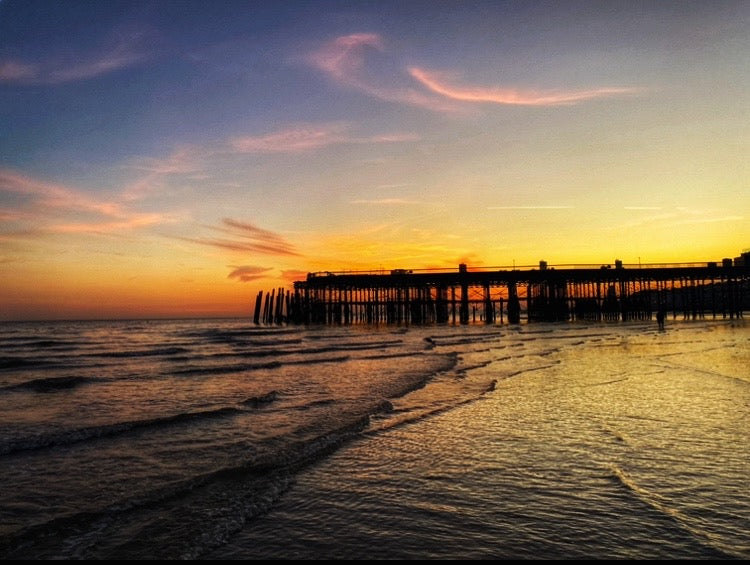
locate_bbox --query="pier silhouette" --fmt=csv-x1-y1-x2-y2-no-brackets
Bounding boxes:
255,251,749,326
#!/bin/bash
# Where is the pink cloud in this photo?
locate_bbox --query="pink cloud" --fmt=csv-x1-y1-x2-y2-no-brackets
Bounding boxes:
184,218,301,257
350,198,419,205
122,146,206,202
308,33,384,80
307,34,638,111
0,169,121,216
227,265,274,283
0,207,35,222
0,168,166,235
231,124,349,153
366,133,420,143
0,60,37,82
0,32,150,85
310,33,384,81
50,214,164,234
307,34,459,113
128,147,204,175
47,50,145,83
409,67,638,106
230,123,419,153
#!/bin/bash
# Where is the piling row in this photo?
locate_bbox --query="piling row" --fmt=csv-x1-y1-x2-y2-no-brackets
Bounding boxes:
255,260,750,326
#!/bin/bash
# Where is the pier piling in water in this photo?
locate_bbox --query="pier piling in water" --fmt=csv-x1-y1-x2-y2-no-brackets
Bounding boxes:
256,254,750,325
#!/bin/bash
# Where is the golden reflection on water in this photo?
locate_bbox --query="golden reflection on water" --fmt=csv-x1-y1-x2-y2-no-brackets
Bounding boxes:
237,321,750,559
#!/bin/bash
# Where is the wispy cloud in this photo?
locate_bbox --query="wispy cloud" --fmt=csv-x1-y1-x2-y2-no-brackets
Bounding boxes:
0,168,166,235
670,215,744,226
227,265,274,283
0,53,144,85
307,33,638,111
488,205,575,210
122,146,206,202
0,60,37,82
367,133,420,143
127,146,204,175
184,218,301,257
308,33,384,80
375,183,410,190
409,68,639,106
231,123,349,153
1,169,119,215
624,206,663,210
0,208,31,222
0,35,149,85
222,219,299,255
50,215,164,234
230,123,418,154
307,33,459,112
351,198,420,205
47,47,145,84
609,207,744,230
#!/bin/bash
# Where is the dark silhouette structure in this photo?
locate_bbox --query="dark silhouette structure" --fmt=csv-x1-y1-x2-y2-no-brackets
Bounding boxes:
255,252,750,326
656,305,666,330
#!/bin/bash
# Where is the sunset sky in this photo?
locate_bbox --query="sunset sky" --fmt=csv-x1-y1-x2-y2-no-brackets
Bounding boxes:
1,0,748,320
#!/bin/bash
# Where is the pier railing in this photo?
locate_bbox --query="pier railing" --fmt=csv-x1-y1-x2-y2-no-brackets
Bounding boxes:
306,261,730,277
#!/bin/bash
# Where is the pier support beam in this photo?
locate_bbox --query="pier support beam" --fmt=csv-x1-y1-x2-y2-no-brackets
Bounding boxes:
459,264,469,325
507,281,521,324
484,283,494,324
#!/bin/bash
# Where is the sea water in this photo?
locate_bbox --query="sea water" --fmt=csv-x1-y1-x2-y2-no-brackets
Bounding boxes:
0,318,747,559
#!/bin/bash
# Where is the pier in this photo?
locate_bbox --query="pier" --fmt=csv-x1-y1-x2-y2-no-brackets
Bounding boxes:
255,252,750,326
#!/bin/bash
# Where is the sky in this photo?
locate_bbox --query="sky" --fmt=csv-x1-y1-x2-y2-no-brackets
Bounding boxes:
1,0,748,320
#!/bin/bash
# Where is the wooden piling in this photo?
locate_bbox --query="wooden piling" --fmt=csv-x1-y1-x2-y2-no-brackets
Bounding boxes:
258,259,748,326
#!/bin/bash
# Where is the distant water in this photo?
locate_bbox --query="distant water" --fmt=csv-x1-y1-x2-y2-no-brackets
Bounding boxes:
0,318,747,559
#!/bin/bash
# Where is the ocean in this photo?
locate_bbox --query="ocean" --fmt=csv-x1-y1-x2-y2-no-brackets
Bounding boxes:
0,317,747,559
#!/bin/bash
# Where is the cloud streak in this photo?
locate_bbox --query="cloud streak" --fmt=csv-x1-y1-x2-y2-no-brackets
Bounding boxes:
1,169,119,215
50,215,164,234
608,208,744,231
231,123,418,154
670,215,744,226
0,169,168,239
0,169,165,235
227,265,274,283
127,146,204,175
307,33,639,111
351,198,420,205
231,124,349,153
48,48,145,83
307,33,459,112
2,115,418,240
308,33,384,81
121,146,206,202
184,218,301,257
0,36,148,85
488,205,575,210
409,68,638,106
0,60,37,82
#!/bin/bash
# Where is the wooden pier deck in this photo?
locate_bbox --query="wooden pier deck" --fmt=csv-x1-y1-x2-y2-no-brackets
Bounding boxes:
255,255,750,326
